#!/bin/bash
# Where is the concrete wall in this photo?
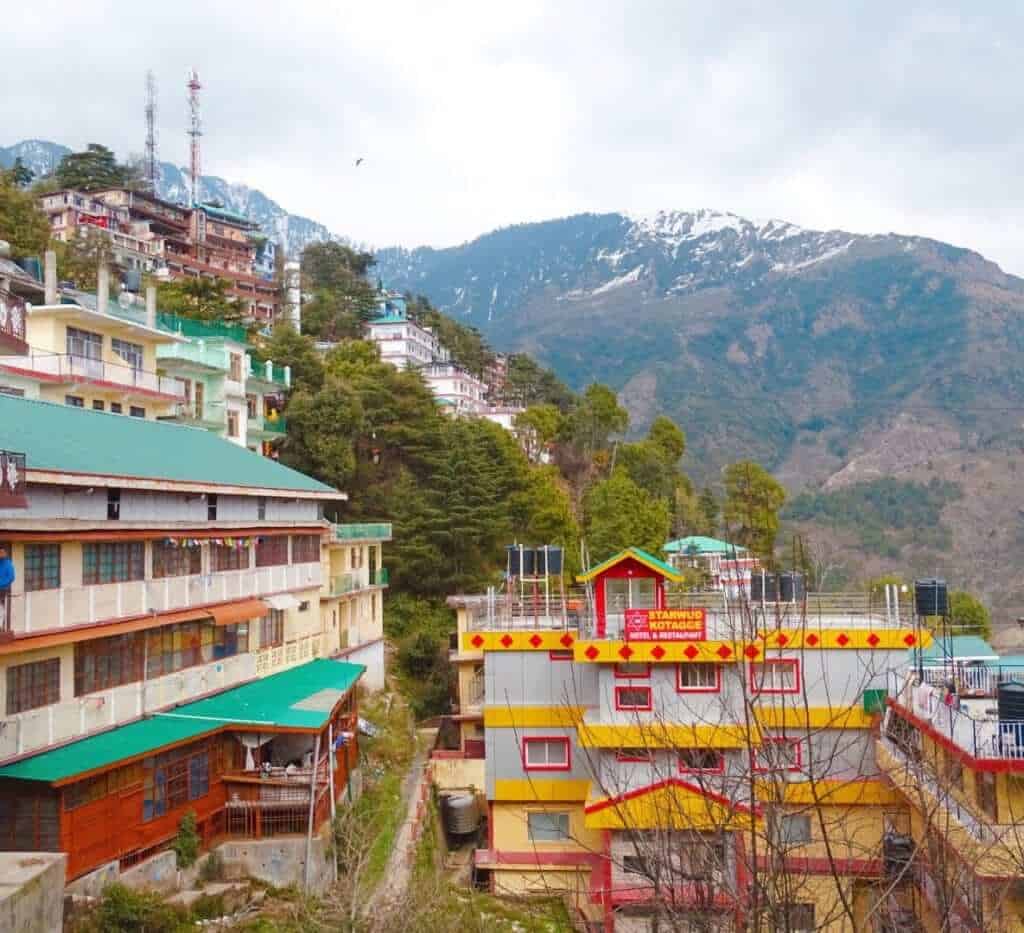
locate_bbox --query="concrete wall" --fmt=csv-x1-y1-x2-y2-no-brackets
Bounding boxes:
217,833,335,894
340,637,385,691
0,852,66,933
486,650,598,710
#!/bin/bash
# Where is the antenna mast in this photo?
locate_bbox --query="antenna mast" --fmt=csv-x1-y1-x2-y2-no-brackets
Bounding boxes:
144,70,159,193
187,68,202,206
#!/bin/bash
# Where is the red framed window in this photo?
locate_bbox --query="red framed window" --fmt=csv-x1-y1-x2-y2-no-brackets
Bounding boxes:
290,534,321,564
754,737,803,773
749,659,800,695
678,748,725,774
211,542,250,572
152,540,202,578
522,737,571,771
255,535,289,567
616,747,655,763
614,662,651,678
549,650,574,661
614,685,653,711
676,663,721,693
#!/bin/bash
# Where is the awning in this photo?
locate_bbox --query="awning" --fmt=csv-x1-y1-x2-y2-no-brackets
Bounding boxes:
209,598,269,627
263,593,300,612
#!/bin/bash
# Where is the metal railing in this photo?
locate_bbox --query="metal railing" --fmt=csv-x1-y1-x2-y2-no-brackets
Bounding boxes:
919,663,1024,696
259,417,287,434
3,351,186,398
0,289,27,345
888,670,1024,760
332,522,393,541
156,340,231,372
249,357,289,386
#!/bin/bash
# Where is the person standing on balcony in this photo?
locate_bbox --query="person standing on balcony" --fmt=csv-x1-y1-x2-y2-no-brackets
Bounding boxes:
0,545,14,632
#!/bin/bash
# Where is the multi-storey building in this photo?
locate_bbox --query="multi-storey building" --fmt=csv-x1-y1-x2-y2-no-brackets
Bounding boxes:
320,522,392,691
663,536,761,596
366,297,448,370
0,395,370,890
40,190,281,323
879,636,1024,930
423,361,488,417
449,546,930,931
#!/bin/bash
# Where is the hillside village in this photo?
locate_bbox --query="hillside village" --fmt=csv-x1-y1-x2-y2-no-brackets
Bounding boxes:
2,132,1024,933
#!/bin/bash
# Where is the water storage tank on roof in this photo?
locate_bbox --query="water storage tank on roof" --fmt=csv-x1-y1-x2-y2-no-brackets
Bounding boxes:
778,572,805,603
997,682,1024,722
751,572,778,603
443,793,480,836
537,545,563,576
506,545,536,577
914,579,948,617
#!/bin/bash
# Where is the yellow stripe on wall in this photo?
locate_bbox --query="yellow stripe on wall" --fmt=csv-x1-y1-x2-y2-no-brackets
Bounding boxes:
493,779,592,801
462,631,578,652
754,779,902,806
576,722,758,749
753,705,876,730
483,706,586,728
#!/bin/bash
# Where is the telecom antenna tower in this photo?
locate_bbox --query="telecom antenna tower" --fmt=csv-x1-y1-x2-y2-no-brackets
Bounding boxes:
144,71,159,193
187,68,202,206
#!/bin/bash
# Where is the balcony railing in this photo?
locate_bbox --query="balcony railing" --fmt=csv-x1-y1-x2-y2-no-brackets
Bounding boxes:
327,569,388,597
888,670,1024,761
6,562,321,637
156,340,231,372
249,357,289,387
0,288,28,351
332,522,393,541
260,417,287,434
2,351,186,398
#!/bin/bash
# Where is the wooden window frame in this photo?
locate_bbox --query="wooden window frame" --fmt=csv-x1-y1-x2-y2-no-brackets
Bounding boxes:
6,658,61,714
152,540,202,579
211,542,250,572
255,535,289,568
82,541,145,585
526,811,571,842
522,736,571,772
291,534,320,564
75,633,145,696
259,610,284,649
23,543,61,592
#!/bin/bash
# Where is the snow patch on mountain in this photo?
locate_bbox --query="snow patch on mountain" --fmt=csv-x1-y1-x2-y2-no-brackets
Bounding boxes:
592,264,644,295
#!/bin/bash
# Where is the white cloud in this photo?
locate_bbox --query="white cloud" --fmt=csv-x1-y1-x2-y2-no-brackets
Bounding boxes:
6,1,1024,272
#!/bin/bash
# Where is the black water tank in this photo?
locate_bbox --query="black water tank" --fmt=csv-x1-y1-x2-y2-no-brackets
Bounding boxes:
779,572,806,603
506,545,536,577
751,572,778,602
914,579,948,617
537,545,563,576
123,269,142,293
998,682,1024,721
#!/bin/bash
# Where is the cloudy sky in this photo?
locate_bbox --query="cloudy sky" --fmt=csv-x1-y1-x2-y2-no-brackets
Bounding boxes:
8,2,1024,271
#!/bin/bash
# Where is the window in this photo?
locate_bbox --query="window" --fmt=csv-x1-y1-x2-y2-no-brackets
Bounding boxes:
64,774,110,811
291,534,320,563
111,337,143,372
227,410,239,438
772,813,812,846
679,748,725,773
107,488,120,520
298,600,310,612
152,540,202,578
549,649,574,661
207,494,218,521
65,395,84,407
522,737,570,771
754,737,803,773
616,748,654,763
144,620,248,679
622,855,649,876
259,610,284,648
82,541,144,584
110,402,122,414
24,544,60,592
527,812,570,842
677,663,720,693
74,634,144,695
977,770,998,821
66,326,102,360
614,662,651,678
0,386,25,397
92,400,105,411
246,395,258,418
211,541,250,572
257,496,266,521
129,406,146,418
229,353,242,381
615,685,653,711
782,904,815,932
143,742,213,821
749,659,800,695
256,535,289,567
6,658,60,714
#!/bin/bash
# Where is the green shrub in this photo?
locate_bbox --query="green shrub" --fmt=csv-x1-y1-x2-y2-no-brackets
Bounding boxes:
171,811,200,868
75,883,187,933
198,849,224,882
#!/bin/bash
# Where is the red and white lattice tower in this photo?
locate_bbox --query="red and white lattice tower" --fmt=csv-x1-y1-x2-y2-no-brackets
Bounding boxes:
187,68,202,206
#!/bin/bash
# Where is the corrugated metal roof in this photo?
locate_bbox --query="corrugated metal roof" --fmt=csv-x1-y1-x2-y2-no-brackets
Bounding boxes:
577,547,683,583
1,396,335,495
663,536,747,555
0,659,364,783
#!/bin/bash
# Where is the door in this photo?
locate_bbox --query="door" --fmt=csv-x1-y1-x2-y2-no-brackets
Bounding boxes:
194,381,205,420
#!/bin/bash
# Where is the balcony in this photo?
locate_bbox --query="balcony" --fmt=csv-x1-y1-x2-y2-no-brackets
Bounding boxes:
5,562,322,638
887,671,1024,761
248,357,290,389
156,340,231,373
325,568,388,597
164,401,224,429
0,351,186,400
331,522,393,542
0,289,28,355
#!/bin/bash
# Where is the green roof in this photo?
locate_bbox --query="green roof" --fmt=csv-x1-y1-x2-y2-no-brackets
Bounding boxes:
198,202,257,227
0,659,364,784
663,536,746,555
915,635,999,663
578,546,683,583
2,396,335,495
